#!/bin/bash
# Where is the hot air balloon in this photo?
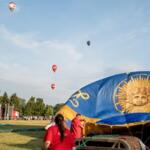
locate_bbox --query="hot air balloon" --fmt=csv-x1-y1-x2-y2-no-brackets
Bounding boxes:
58,71,150,146
51,84,56,90
87,41,91,46
52,64,57,72
8,2,16,11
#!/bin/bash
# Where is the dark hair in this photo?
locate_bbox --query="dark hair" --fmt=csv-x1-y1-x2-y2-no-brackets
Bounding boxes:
55,114,65,141
76,113,81,117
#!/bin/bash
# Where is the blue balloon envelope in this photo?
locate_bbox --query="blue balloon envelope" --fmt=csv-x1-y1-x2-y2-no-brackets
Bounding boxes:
59,71,150,126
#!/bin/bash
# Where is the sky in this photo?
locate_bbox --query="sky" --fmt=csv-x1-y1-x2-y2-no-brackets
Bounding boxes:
0,0,150,105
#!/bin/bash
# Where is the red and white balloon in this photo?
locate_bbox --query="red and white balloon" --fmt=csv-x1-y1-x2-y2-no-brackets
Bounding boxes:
8,2,16,11
52,64,57,73
51,84,56,90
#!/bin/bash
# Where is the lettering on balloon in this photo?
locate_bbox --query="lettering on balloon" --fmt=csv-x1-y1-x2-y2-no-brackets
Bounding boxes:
69,90,90,107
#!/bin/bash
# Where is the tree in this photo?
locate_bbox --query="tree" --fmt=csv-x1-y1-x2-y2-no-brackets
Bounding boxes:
44,105,53,117
18,98,26,117
1,92,9,105
0,96,3,104
24,96,36,116
35,98,45,116
10,93,20,110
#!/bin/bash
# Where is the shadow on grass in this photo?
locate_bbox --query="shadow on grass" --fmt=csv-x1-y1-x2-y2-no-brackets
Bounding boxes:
0,124,46,150
6,138,44,150
0,124,45,133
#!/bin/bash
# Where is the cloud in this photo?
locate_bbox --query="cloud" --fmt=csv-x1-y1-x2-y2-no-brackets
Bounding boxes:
0,25,40,49
0,25,84,103
0,25,83,64
100,63,146,78
0,24,149,105
54,61,146,101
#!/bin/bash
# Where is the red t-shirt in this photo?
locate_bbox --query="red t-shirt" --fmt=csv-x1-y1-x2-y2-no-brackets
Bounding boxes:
44,125,75,150
70,117,83,139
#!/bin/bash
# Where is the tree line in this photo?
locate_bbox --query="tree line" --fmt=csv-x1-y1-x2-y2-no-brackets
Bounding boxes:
0,92,64,117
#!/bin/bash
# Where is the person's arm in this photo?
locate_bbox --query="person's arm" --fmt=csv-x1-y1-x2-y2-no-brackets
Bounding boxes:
80,120,86,137
79,120,85,129
79,123,84,128
43,141,51,150
43,127,53,150
69,130,76,150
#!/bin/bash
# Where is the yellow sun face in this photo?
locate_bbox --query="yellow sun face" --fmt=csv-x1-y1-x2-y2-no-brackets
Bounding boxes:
115,77,150,113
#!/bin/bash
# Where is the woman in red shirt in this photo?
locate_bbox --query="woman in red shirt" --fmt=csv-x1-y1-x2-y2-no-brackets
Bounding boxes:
44,114,75,150
70,114,84,139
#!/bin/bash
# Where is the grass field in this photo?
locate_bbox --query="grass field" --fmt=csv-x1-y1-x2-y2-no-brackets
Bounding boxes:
0,120,49,150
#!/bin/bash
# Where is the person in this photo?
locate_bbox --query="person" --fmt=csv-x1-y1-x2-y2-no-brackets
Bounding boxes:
80,119,86,137
70,113,85,139
43,114,75,150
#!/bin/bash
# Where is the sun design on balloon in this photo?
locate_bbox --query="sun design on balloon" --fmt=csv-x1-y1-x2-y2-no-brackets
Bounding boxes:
114,76,150,113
